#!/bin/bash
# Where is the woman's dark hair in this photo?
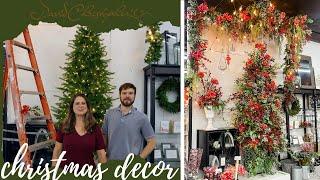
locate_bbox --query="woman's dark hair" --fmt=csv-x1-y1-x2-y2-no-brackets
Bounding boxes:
61,93,96,133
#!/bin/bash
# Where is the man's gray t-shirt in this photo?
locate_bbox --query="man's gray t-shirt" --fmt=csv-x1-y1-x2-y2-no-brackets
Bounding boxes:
102,106,155,160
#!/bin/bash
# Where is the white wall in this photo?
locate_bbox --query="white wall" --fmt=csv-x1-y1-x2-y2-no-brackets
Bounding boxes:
190,25,320,147
9,22,179,124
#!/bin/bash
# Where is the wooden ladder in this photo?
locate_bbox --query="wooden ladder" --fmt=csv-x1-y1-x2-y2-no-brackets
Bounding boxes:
3,27,56,166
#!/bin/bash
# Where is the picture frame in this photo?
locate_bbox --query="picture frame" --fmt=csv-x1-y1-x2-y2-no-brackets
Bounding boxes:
160,121,170,133
161,143,172,153
164,148,179,161
154,149,162,161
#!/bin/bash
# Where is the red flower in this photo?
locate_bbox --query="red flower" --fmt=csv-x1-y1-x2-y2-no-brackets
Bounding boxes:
280,12,286,21
275,99,281,108
206,90,217,98
261,72,270,78
220,170,233,180
255,43,266,52
267,81,277,91
262,60,270,67
211,78,219,85
240,10,251,22
260,123,268,130
197,3,208,14
21,105,31,115
246,59,254,67
191,50,203,61
264,54,271,60
268,4,275,13
238,124,246,133
279,27,287,34
197,71,205,78
294,17,300,27
285,74,295,82
249,138,259,148
238,164,247,176
197,41,207,50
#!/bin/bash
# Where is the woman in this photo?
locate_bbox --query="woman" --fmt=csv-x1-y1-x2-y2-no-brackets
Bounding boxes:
52,93,106,168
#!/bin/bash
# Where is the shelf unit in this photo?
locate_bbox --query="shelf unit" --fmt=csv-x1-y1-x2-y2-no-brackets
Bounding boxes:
283,88,319,152
143,64,180,166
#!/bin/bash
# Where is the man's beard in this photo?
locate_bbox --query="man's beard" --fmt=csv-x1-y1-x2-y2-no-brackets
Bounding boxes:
120,98,135,107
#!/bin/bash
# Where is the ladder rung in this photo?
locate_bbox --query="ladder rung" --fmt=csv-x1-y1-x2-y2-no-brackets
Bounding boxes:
13,40,31,50
16,64,36,72
20,90,44,96
28,139,55,152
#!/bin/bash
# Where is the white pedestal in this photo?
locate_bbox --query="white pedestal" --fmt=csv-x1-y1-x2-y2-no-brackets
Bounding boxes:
239,171,290,180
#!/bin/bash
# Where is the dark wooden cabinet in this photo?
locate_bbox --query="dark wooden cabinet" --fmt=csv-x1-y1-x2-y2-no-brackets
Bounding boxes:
197,128,239,168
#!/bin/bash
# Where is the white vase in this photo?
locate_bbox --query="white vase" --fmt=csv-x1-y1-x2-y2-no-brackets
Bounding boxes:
204,106,215,130
302,166,310,180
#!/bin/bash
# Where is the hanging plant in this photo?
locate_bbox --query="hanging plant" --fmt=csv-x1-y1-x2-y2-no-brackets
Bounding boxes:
144,23,163,64
156,78,180,113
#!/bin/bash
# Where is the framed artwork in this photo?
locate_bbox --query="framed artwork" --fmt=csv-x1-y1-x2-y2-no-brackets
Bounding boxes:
161,143,172,153
154,149,162,161
164,148,179,161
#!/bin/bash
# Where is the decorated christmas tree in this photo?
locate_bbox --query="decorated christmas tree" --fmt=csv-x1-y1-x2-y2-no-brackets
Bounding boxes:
233,43,285,175
53,26,114,125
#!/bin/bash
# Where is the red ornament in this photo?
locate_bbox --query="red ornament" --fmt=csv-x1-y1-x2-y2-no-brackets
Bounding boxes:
197,71,205,78
225,54,231,65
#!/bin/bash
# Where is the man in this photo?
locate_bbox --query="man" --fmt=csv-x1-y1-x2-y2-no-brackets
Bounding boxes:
102,83,156,160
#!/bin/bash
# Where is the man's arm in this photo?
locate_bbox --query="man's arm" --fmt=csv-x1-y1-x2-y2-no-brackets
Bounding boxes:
139,137,156,159
102,133,108,160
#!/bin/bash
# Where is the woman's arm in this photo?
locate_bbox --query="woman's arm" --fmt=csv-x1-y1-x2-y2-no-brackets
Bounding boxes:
96,149,107,163
52,141,63,167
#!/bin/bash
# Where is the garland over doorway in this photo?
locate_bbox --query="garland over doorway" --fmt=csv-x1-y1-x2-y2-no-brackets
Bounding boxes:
187,0,312,108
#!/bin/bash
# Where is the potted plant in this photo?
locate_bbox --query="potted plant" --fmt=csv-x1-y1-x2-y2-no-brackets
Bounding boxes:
196,72,225,130
290,144,317,180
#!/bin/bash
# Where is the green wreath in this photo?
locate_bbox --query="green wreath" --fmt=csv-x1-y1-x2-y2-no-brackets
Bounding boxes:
156,78,180,113
287,97,300,116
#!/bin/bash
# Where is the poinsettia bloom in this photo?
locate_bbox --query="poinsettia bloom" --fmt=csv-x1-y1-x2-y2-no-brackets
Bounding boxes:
221,170,233,180
197,71,205,78
238,164,247,176
211,78,219,85
197,3,209,13
21,105,31,115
